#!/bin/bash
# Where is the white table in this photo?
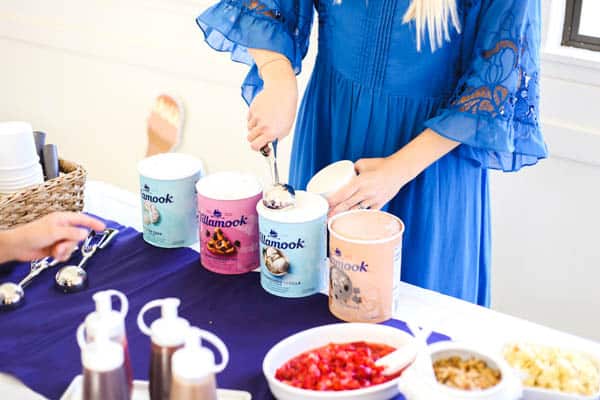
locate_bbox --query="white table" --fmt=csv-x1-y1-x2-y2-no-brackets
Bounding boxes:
2,180,599,399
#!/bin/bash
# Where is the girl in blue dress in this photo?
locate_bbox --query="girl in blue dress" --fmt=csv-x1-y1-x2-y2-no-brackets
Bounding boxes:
197,0,547,306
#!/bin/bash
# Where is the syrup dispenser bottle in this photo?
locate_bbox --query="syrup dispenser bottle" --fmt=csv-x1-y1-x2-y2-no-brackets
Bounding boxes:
77,323,130,400
137,298,190,400
169,327,229,400
84,290,132,390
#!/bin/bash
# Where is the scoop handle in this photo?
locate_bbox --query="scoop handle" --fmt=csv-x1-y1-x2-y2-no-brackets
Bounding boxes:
260,141,280,185
375,342,418,376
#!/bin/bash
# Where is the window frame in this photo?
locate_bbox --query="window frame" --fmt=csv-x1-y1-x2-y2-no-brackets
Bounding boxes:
562,0,600,52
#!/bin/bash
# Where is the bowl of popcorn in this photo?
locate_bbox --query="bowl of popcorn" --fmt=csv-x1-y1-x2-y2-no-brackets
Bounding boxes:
503,342,600,400
397,342,523,400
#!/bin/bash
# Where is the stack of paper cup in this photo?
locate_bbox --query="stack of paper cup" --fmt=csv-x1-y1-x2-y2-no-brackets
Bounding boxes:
0,122,44,194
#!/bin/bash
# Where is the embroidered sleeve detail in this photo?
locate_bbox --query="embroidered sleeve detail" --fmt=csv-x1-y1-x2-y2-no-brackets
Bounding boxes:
450,11,540,128
243,0,282,20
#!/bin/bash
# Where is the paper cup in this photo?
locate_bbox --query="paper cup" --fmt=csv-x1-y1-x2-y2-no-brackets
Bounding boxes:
196,172,262,275
138,153,204,248
0,122,39,169
306,160,356,197
257,191,329,298
0,163,44,181
328,210,404,323
0,164,44,192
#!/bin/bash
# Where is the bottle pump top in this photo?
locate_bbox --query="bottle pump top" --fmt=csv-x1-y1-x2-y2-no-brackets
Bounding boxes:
171,327,229,381
77,322,124,372
85,290,128,338
137,298,190,347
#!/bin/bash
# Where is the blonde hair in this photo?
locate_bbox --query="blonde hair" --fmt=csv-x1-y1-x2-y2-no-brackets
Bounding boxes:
334,0,461,52
403,0,461,52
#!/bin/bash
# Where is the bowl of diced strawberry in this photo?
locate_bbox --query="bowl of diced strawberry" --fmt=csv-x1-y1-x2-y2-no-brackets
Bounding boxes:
263,323,416,400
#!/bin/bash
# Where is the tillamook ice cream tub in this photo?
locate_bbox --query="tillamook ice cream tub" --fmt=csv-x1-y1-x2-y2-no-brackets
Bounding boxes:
328,210,404,323
196,172,262,274
138,153,204,248
257,191,328,298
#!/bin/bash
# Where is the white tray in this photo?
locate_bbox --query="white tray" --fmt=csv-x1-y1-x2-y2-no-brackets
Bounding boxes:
61,375,252,400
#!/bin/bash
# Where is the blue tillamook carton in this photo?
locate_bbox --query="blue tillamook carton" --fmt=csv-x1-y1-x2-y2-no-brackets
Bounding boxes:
138,153,203,248
256,191,329,298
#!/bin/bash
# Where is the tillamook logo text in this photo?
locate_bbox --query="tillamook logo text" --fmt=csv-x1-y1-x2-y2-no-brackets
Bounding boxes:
330,251,369,272
260,232,305,250
201,212,248,228
141,185,174,204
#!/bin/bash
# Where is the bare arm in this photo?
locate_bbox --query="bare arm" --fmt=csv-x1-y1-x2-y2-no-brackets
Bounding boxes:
387,128,460,185
245,49,298,151
329,128,459,214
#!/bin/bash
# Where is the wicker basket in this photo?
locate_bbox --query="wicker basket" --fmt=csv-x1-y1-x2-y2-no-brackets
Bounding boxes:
0,159,86,230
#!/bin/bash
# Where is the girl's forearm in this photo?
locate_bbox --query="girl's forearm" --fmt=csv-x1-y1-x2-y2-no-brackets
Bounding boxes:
249,48,296,86
387,128,460,184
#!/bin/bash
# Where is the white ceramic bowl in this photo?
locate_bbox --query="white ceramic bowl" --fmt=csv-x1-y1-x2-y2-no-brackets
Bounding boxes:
502,342,600,400
0,122,39,169
521,388,600,400
263,323,416,400
397,342,522,400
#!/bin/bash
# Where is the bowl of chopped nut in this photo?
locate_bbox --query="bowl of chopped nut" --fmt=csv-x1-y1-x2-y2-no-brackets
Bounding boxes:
397,342,522,400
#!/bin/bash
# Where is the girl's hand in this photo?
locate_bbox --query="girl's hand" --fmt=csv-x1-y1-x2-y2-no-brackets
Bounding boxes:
327,158,407,217
246,58,298,151
0,212,106,263
327,129,460,217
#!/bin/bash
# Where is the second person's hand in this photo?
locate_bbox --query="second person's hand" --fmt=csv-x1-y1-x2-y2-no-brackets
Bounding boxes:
0,212,106,263
247,54,298,151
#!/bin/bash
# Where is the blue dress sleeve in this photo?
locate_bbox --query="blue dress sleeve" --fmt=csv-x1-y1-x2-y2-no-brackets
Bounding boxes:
425,0,548,172
197,0,314,105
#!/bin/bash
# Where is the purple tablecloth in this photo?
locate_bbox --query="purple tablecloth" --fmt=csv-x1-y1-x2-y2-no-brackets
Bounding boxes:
0,217,449,399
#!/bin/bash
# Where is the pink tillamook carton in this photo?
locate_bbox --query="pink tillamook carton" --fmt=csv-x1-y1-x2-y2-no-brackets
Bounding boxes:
328,210,405,323
196,172,262,274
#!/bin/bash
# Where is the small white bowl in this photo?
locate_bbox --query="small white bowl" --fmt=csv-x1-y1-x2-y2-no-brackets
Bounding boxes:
263,323,416,400
521,388,600,400
502,342,600,400
397,342,522,400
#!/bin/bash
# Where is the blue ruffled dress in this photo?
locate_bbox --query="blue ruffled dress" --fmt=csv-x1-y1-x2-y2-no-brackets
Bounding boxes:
197,0,547,306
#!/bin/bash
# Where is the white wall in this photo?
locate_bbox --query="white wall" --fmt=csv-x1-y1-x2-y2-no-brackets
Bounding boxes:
1,0,599,340
488,0,600,340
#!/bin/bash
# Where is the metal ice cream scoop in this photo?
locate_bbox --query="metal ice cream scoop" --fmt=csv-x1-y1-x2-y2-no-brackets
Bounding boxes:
260,142,295,210
55,228,119,293
0,256,64,311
